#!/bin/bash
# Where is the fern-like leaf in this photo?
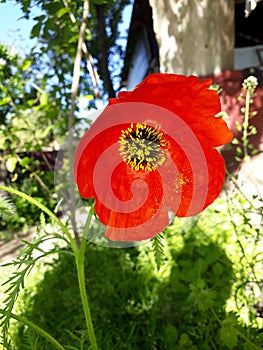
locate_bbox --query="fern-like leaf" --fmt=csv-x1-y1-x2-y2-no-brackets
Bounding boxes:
152,233,165,271
0,195,16,219
25,328,40,350
39,212,46,230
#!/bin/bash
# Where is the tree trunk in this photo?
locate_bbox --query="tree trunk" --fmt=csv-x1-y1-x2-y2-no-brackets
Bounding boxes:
95,4,116,98
148,0,235,75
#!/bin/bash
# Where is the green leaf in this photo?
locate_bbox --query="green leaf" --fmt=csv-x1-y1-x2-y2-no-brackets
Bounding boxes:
85,28,92,41
152,233,165,270
232,138,239,145
40,92,48,106
19,157,31,168
57,7,70,18
236,146,242,155
30,21,42,38
219,315,239,348
82,94,94,100
33,15,45,21
212,262,223,276
68,34,80,43
178,333,194,348
41,124,53,138
235,156,242,162
0,97,10,106
91,0,108,4
224,143,232,151
164,325,178,346
21,59,32,72
6,155,17,173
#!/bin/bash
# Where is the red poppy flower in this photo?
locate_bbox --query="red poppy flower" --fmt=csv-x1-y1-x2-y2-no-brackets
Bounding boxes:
74,74,233,241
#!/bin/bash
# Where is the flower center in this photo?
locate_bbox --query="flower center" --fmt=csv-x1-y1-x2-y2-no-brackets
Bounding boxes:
118,123,168,172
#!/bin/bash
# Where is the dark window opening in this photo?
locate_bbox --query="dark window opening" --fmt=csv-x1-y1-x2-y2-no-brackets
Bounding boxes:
235,0,263,47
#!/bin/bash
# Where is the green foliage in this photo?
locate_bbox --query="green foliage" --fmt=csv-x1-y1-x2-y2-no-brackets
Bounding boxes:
1,201,261,349
0,217,69,348
152,233,165,270
0,43,26,123
14,0,131,98
0,41,58,233
24,329,40,350
219,314,239,348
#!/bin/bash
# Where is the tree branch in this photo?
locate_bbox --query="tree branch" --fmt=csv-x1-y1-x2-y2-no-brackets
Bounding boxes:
68,0,90,247
62,0,101,98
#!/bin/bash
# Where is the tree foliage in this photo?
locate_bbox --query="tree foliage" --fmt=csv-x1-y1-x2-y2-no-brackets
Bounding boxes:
0,0,131,231
15,0,131,99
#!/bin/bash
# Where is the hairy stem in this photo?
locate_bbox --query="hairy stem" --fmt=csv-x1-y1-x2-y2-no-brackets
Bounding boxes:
75,206,98,350
242,88,251,160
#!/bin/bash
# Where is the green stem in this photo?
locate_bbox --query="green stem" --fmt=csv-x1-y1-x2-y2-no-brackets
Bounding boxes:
75,205,98,350
242,88,251,160
0,309,65,350
0,185,78,256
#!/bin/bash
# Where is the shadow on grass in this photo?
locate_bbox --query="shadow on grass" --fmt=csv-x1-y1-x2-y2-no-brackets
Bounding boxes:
12,229,262,350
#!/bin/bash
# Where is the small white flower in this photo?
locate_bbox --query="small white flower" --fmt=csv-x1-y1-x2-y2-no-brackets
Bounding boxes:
242,76,258,91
